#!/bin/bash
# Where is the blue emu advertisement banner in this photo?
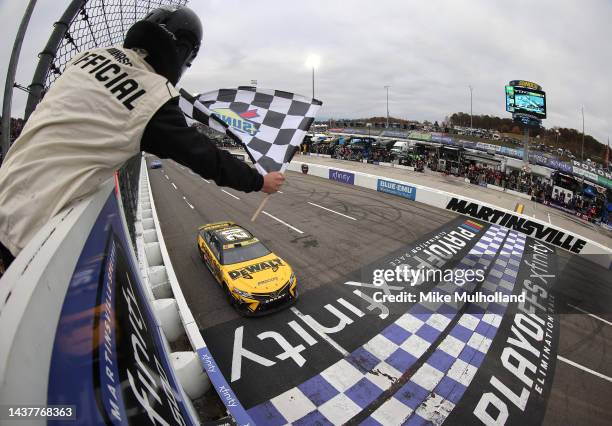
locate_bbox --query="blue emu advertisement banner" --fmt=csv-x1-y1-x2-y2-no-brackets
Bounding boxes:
377,178,417,200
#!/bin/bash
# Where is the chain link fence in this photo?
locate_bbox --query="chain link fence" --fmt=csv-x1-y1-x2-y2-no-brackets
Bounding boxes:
45,0,187,90
22,0,187,119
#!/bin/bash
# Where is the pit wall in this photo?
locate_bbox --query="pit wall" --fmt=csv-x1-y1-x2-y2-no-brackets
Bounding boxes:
287,160,612,269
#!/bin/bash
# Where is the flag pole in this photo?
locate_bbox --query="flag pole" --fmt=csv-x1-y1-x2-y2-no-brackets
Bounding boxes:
251,193,271,222
252,146,300,222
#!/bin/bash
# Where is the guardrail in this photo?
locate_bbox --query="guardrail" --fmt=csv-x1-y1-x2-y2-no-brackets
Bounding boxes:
288,160,612,269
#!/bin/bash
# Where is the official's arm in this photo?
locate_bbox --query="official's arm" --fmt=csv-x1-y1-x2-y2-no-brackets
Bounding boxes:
141,98,264,192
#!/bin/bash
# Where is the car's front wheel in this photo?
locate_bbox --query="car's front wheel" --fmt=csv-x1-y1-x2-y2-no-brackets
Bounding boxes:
223,283,236,306
197,243,203,260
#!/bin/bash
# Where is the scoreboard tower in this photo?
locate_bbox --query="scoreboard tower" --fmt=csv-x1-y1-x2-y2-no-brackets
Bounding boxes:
505,80,547,169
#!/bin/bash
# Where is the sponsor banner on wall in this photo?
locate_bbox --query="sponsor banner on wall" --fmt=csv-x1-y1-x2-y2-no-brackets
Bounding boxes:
527,153,572,174
476,142,496,152
47,192,195,425
462,140,478,149
573,167,599,181
544,158,573,174
599,175,612,188
381,130,409,138
572,164,612,189
377,178,416,200
445,197,587,254
572,160,612,180
499,146,522,158
408,131,432,141
431,133,455,145
329,168,355,185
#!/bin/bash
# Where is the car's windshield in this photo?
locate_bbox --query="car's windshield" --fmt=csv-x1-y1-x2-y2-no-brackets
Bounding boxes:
222,242,270,265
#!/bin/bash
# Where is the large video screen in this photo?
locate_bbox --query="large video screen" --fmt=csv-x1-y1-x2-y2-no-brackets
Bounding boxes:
505,85,547,118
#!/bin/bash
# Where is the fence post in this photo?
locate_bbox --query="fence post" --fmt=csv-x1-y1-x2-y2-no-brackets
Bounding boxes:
1,0,37,159
24,0,85,120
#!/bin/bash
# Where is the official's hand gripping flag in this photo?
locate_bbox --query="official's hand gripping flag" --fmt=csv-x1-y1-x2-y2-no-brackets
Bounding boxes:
179,87,322,176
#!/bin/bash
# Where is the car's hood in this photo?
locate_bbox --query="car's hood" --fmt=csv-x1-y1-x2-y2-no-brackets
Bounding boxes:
223,253,292,294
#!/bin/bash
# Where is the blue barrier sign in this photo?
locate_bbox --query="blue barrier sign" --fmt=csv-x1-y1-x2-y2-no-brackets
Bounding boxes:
197,347,253,426
377,178,416,200
329,169,355,185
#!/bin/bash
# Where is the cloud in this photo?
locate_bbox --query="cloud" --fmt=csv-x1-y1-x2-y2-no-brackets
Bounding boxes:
1,0,610,144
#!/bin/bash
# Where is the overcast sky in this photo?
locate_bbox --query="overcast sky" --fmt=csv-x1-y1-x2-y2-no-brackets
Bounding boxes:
1,0,610,144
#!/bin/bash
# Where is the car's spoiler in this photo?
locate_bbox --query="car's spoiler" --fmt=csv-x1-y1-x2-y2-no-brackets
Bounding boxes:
198,221,235,231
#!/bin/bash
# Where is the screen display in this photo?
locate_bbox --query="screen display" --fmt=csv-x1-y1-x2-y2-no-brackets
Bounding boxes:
505,85,547,118
505,85,515,113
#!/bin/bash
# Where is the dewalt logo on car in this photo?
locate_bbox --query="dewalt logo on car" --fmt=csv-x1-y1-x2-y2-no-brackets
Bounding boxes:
228,258,284,280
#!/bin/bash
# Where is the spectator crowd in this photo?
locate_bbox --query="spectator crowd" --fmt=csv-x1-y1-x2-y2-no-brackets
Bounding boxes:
302,137,611,226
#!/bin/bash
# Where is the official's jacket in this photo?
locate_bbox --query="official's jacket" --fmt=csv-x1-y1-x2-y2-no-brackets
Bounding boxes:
0,47,263,256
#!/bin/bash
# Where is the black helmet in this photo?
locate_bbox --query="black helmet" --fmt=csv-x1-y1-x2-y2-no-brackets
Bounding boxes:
124,6,202,84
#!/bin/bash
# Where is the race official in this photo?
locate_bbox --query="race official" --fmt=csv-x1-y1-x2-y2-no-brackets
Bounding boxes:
0,6,284,276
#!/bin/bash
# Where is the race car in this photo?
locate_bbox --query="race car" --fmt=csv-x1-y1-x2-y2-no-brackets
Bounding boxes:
197,221,298,315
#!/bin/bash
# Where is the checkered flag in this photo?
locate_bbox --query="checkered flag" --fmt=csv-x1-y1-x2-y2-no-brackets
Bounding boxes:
179,87,322,175
179,89,245,144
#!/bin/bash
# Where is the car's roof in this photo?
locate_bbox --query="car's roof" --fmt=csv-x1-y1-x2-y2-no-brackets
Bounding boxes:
200,222,260,248
213,226,255,245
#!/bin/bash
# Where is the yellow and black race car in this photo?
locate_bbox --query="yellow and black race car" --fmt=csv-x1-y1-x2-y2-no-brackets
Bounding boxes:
196,221,298,315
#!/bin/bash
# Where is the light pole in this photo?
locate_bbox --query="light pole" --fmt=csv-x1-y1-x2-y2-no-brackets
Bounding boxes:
468,85,473,131
384,85,391,128
305,55,320,140
581,106,585,161
305,54,320,100
311,67,314,99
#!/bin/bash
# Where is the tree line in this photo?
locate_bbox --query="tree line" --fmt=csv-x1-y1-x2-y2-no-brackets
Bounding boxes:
448,112,608,162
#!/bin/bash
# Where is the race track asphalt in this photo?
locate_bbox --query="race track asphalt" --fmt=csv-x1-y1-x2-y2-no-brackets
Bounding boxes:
146,156,612,426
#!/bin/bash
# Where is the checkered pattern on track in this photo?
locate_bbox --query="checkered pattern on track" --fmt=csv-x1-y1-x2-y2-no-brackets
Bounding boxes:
365,230,526,425
247,226,523,426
